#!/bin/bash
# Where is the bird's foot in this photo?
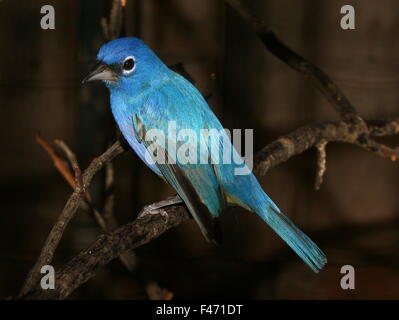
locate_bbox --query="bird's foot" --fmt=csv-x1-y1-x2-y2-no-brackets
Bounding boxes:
137,195,183,220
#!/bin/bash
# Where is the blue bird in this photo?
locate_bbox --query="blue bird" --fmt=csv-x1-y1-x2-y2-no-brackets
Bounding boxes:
83,37,327,272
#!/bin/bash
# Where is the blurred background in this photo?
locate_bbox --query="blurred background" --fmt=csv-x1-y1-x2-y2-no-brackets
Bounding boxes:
1,0,399,299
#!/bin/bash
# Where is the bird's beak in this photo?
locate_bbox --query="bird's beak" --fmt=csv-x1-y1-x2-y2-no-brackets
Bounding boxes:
82,61,118,84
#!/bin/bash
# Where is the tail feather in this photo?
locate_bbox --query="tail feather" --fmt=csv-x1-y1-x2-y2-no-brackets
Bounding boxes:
256,205,327,273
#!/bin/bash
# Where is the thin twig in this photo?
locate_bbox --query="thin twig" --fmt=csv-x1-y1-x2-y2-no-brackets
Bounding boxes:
56,140,111,230
81,141,125,186
355,137,398,162
314,140,328,190
35,135,76,189
54,140,83,191
102,0,124,41
38,138,107,227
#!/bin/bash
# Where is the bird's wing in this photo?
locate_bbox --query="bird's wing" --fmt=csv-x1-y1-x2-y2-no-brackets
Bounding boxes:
132,74,226,244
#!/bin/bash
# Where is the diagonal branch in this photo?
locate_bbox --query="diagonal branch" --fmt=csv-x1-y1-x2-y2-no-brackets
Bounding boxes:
18,140,126,298
223,0,365,127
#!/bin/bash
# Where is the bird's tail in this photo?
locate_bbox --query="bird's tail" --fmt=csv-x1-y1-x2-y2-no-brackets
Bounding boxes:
255,202,327,273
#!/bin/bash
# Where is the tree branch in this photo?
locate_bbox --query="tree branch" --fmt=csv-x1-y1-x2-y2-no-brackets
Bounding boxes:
23,117,399,300
101,0,125,41
26,205,188,300
253,119,398,178
223,0,365,127
18,140,125,298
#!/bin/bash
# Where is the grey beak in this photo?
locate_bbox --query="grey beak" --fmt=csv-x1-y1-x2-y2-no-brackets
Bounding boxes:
82,61,117,84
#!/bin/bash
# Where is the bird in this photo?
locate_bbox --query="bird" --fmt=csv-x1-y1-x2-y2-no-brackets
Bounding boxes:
83,37,327,273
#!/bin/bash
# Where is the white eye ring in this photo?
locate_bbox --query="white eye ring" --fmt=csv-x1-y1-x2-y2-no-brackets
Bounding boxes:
122,56,136,74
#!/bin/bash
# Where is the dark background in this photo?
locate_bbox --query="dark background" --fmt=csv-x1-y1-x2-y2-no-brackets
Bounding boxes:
1,0,399,299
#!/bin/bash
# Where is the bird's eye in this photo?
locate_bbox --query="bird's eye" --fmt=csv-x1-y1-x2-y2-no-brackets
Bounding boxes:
123,57,135,73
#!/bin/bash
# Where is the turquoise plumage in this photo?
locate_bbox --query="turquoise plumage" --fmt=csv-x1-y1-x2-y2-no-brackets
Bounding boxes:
83,37,327,272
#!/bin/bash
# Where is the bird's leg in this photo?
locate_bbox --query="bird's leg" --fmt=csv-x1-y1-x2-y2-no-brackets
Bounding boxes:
137,194,183,219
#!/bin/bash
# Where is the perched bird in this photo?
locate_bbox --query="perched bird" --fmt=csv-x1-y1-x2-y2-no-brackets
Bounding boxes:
83,37,327,272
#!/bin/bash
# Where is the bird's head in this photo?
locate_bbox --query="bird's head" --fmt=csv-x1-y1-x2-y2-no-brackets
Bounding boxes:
82,37,167,91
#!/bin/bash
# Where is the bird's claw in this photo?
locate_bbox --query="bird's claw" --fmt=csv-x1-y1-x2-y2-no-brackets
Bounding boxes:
138,207,169,220
137,195,182,220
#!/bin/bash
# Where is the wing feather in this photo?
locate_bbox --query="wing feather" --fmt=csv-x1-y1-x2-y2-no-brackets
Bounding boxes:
132,77,226,244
